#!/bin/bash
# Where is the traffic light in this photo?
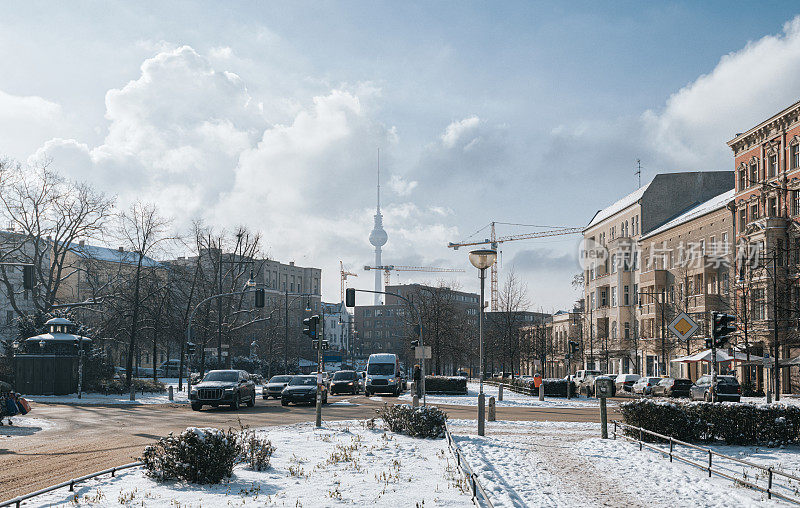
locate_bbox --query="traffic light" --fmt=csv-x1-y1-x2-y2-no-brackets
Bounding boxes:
186,342,196,355
22,265,34,290
254,288,265,308
303,315,319,338
410,339,420,349
712,312,737,348
345,288,356,307
568,340,580,354
705,337,713,349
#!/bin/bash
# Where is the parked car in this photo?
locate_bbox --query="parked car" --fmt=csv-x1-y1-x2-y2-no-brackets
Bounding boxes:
330,370,360,395
189,370,256,411
574,369,602,396
365,353,402,396
456,371,469,378
652,378,693,398
632,376,663,396
614,374,641,394
281,375,327,406
263,375,292,399
690,375,741,402
157,359,182,377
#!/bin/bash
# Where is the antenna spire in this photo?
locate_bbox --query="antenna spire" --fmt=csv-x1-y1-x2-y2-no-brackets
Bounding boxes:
377,148,381,211
635,159,642,189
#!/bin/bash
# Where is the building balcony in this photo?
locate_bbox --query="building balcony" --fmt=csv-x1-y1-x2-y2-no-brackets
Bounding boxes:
640,269,667,286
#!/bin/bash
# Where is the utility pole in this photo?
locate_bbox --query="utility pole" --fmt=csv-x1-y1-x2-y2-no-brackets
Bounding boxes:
773,250,780,401
661,288,666,377
316,306,325,428
284,282,289,374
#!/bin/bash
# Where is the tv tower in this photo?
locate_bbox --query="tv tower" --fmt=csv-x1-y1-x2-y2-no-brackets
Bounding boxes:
368,149,388,305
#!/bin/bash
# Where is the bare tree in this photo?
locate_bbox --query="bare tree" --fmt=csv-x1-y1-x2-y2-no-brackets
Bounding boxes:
487,270,530,377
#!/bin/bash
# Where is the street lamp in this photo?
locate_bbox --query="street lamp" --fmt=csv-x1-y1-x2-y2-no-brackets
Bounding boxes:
469,248,496,437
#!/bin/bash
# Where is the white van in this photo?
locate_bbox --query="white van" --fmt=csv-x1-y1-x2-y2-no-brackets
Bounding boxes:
365,353,402,396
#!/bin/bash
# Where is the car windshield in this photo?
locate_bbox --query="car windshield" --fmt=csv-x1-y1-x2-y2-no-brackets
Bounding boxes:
368,363,395,375
673,379,692,385
587,371,601,376
289,376,316,386
203,371,238,382
333,371,355,380
648,378,662,383
269,376,292,383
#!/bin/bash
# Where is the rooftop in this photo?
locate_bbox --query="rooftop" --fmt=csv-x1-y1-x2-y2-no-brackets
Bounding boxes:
586,182,651,230
71,243,161,268
640,189,734,240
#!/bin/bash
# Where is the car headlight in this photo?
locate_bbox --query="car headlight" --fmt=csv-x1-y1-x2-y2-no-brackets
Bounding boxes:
347,382,353,385
224,388,234,393
367,377,372,383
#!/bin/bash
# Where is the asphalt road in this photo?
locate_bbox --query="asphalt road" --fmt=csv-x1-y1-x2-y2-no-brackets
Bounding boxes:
0,394,618,501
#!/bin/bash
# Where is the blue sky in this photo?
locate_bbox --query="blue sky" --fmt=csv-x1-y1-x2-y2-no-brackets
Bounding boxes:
1,1,799,309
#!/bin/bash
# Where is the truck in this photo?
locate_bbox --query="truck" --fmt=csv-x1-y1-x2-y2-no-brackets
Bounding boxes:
364,353,402,396
574,369,602,396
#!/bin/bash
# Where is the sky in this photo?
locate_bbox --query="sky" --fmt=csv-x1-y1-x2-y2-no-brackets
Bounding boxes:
2,1,800,311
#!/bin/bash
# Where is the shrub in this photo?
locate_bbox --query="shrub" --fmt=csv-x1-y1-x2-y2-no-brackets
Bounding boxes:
488,376,576,397
142,427,242,483
424,376,467,394
87,377,166,394
621,399,800,446
239,430,275,471
379,404,447,438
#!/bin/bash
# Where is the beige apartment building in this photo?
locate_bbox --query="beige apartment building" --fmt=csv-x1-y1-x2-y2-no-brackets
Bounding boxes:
546,307,583,378
583,172,732,375
638,190,734,378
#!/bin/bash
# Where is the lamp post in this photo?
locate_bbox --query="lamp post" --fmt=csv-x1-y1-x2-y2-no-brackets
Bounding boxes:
469,248,497,437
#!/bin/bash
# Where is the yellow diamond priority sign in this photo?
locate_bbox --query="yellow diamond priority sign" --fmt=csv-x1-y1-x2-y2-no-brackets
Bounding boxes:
668,312,699,341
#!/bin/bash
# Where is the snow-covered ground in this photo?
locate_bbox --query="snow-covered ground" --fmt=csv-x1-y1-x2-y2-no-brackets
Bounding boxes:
395,381,609,408
0,416,56,438
448,419,800,507
32,420,472,507
24,379,193,405
743,395,800,407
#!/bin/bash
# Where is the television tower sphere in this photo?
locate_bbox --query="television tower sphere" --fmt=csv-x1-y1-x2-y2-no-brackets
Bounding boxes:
369,225,387,247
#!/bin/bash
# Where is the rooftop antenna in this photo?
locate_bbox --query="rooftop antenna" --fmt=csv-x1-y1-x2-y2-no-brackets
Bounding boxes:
635,159,642,189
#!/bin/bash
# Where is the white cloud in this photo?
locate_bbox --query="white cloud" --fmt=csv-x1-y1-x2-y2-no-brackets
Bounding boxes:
388,174,417,196
440,115,480,149
0,90,65,160
643,16,800,169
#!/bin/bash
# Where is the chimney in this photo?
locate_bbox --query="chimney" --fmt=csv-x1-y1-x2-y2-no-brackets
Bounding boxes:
289,261,295,266
118,247,124,252
79,240,85,247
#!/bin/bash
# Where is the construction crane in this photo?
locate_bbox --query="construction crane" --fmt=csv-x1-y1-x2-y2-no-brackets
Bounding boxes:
363,264,465,286
447,222,583,311
340,260,358,302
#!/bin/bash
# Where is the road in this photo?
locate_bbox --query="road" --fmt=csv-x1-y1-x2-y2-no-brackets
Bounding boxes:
0,394,618,501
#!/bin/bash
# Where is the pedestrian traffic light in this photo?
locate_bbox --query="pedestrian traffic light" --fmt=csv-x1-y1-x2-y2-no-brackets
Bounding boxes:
22,265,34,290
186,342,196,355
712,312,737,348
303,315,318,338
254,288,265,308
345,288,356,307
312,339,329,350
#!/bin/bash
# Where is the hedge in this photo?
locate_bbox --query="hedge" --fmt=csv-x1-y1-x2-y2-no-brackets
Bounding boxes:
380,404,447,439
142,427,242,483
488,377,577,398
621,399,800,446
424,376,467,394
87,377,166,395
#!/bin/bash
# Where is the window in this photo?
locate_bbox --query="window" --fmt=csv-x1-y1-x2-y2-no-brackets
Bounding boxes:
752,288,767,321
750,161,758,185
739,209,747,232
793,143,800,169
600,289,608,307
699,239,705,256
768,154,778,178
633,284,638,305
624,322,630,340
611,321,617,339
794,191,800,216
611,254,617,273
769,197,778,217
751,204,759,221
739,168,746,190
611,287,617,307
623,285,630,306
722,232,728,250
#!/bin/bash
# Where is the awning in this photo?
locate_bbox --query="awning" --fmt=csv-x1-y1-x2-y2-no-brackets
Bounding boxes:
671,349,763,364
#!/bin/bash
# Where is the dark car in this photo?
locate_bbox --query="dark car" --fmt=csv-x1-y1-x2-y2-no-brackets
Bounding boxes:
281,375,328,406
263,375,292,399
189,370,256,411
690,375,741,402
652,378,693,398
330,370,360,395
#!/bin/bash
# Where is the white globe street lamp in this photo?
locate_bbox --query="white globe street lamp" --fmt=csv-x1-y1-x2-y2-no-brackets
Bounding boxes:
468,248,496,437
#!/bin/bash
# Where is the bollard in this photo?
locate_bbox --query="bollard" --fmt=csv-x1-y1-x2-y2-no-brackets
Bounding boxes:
488,396,496,421
600,397,608,439
498,384,504,401
767,389,772,404
412,394,419,408
539,383,545,401
169,385,174,401
478,392,485,436
130,384,135,401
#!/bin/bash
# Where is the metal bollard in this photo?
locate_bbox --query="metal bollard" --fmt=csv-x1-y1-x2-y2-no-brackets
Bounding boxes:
539,383,545,401
488,396,496,421
130,384,135,401
169,386,174,401
412,394,419,408
478,392,485,436
498,384,503,401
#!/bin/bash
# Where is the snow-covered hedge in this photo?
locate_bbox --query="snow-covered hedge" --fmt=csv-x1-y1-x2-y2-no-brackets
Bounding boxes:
380,404,447,439
424,376,467,394
142,427,242,483
621,399,800,446
90,378,166,394
489,377,576,397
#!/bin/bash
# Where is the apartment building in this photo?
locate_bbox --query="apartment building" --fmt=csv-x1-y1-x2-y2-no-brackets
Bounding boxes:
0,230,48,342
638,189,734,378
583,172,733,374
728,99,800,394
546,306,584,378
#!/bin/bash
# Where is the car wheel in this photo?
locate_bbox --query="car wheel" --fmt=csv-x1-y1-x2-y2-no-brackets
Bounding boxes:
281,398,289,406
365,389,371,397
263,396,268,400
191,402,202,411
231,394,240,410
247,391,255,407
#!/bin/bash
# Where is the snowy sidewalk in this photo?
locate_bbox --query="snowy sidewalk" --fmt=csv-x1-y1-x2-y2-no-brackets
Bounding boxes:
448,419,792,507
397,381,608,408
24,380,192,405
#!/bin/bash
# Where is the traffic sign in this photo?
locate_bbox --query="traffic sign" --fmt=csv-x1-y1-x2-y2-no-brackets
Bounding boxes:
668,312,699,341
414,346,432,359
